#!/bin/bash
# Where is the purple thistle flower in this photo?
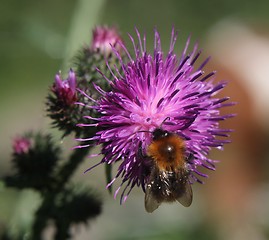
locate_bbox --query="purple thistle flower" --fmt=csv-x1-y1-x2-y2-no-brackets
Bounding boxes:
79,28,234,205
53,69,77,106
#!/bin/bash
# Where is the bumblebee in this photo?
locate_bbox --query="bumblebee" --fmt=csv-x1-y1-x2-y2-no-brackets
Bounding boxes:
145,128,193,213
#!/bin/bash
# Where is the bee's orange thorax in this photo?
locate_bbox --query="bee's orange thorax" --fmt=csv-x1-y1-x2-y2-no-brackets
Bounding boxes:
147,134,185,171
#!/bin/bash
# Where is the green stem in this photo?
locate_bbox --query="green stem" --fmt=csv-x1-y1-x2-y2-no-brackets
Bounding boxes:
55,147,91,190
31,194,55,240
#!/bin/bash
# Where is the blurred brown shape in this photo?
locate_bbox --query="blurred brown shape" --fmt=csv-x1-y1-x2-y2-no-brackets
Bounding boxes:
203,20,268,240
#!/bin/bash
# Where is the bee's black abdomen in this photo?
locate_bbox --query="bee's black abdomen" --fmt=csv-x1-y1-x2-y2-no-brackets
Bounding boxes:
148,168,189,202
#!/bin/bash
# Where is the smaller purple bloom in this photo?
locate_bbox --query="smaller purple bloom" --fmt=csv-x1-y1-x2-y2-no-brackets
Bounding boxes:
13,137,31,155
9,132,62,190
91,26,124,55
54,69,77,106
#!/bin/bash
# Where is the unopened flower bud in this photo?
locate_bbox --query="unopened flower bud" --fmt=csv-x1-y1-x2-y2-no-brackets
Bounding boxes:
54,69,77,106
91,26,124,55
6,132,61,190
13,137,31,155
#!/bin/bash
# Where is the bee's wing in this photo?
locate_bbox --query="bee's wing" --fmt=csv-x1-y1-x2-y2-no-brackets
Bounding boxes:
144,185,161,213
176,180,193,207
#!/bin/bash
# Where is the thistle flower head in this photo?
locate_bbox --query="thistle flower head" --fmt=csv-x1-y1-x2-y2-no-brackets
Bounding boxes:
80,28,234,203
53,69,77,106
91,26,123,55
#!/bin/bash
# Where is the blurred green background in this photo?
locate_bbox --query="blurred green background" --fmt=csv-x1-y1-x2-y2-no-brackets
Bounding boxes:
1,0,269,239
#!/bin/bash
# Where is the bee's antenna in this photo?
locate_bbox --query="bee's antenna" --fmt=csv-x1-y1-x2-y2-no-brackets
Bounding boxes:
128,129,152,139
130,118,172,138
160,116,171,128
134,117,171,137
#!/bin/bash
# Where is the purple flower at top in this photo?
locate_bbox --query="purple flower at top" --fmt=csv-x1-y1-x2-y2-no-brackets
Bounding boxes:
13,136,31,155
54,69,77,106
79,28,234,205
91,26,124,55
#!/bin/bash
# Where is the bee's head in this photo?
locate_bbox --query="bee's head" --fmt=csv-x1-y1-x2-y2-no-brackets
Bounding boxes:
151,116,173,141
152,128,170,140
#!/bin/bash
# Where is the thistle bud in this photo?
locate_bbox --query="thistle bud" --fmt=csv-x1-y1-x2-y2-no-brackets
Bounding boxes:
6,132,61,191
53,69,77,106
75,26,126,98
47,69,87,137
12,136,31,155
91,26,124,55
